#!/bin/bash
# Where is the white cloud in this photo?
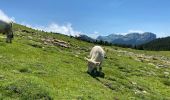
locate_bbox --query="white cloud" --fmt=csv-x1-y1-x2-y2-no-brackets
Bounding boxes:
156,32,169,38
20,22,82,36
117,29,145,35
0,9,15,22
20,22,33,28
128,30,144,33
116,32,127,35
88,31,101,39
0,9,81,36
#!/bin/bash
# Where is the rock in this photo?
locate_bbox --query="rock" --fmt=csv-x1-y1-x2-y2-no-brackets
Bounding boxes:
152,57,158,60
134,90,141,94
75,55,79,57
53,42,70,48
131,81,137,85
164,72,169,77
155,65,160,69
41,38,70,48
157,64,165,68
142,90,147,94
12,70,20,74
144,59,150,62
0,75,4,79
22,29,31,33
117,54,121,57
147,71,156,76
27,36,33,40
148,63,156,66
44,42,48,45
134,58,141,62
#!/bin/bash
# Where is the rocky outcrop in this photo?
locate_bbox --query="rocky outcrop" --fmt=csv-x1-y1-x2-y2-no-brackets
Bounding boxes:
41,38,70,48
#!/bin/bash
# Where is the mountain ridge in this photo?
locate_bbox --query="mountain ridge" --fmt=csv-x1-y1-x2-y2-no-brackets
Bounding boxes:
97,32,157,45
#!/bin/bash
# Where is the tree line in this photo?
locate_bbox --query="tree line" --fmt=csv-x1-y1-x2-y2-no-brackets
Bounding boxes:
75,35,170,51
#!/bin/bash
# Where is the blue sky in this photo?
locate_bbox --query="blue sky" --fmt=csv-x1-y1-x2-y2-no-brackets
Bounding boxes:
0,0,170,38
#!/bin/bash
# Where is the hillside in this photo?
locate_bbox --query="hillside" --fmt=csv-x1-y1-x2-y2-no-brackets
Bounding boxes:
97,32,156,45
0,24,170,100
137,36,170,51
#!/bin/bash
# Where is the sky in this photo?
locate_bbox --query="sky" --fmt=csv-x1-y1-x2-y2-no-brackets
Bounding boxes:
0,0,170,38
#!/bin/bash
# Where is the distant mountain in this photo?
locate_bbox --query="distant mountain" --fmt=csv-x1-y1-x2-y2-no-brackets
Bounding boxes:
137,36,170,51
97,32,157,45
75,34,96,42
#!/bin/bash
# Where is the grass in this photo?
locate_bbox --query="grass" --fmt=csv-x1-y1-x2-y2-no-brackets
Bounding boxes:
0,24,169,100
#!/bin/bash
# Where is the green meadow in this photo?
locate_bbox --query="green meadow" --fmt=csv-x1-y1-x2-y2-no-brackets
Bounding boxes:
0,24,169,100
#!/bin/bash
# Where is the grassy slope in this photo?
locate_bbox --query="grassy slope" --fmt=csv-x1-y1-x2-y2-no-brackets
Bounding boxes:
0,24,169,100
